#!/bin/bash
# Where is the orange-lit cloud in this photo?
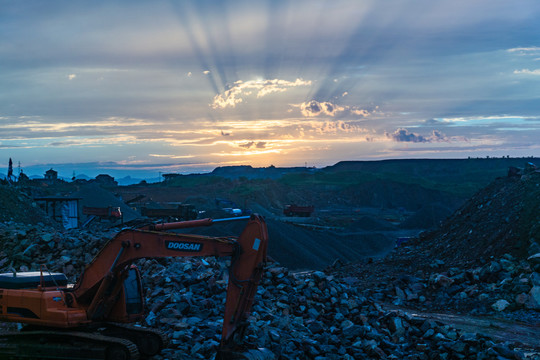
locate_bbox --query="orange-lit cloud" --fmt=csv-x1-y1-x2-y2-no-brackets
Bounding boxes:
211,78,312,109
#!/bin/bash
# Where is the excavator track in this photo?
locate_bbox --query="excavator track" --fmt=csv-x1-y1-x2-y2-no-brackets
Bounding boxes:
0,330,140,360
97,323,168,358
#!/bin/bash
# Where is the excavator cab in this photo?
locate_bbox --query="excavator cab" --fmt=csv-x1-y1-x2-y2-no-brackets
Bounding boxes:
106,266,145,322
124,267,144,316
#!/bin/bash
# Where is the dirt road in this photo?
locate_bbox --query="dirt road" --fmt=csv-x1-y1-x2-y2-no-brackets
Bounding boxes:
384,305,540,358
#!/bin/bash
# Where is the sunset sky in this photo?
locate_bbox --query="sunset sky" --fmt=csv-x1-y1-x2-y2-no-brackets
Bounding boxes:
1,0,540,179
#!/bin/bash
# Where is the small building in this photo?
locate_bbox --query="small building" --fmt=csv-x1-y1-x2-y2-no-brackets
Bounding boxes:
44,168,58,182
95,174,117,186
34,196,80,229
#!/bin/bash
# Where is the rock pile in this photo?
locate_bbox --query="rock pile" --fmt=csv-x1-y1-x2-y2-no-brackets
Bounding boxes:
0,185,54,225
415,171,540,267
329,171,540,321
362,252,540,319
1,221,535,359
143,261,531,359
0,221,114,278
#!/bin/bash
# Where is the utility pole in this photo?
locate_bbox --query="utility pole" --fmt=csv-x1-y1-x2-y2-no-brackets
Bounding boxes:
7,158,13,183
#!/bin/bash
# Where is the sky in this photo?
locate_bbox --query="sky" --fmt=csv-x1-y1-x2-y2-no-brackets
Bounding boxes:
1,0,540,179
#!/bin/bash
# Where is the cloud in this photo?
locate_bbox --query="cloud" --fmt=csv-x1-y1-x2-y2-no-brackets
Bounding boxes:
350,109,370,117
48,141,80,147
239,141,254,148
294,100,373,118
424,119,445,126
1,116,155,137
300,100,326,116
513,69,540,75
149,154,195,159
386,128,449,143
507,47,540,53
211,78,311,109
239,141,266,149
434,115,540,127
0,144,20,148
430,130,448,141
316,121,369,134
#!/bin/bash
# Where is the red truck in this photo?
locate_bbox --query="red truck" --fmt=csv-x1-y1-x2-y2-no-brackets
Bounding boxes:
83,206,122,218
82,206,123,228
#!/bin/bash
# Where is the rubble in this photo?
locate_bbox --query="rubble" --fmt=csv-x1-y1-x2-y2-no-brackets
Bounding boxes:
0,185,55,225
0,221,538,359
355,252,540,318
0,221,114,279
329,172,540,319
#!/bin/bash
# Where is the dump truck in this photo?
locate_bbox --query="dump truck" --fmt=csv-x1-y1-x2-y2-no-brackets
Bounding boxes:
283,204,314,217
140,204,197,221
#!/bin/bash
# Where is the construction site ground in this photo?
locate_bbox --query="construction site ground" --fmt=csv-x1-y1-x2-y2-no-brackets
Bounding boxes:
1,160,539,359
382,305,540,355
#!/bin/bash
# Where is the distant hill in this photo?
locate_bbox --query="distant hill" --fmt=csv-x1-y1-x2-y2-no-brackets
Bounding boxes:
320,157,540,197
186,158,540,194
211,165,315,179
116,176,137,185
325,158,539,180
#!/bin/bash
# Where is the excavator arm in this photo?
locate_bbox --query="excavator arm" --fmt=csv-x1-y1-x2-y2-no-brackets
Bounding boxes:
71,214,269,354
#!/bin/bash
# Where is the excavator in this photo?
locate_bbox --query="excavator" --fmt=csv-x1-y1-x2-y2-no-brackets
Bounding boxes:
0,214,273,360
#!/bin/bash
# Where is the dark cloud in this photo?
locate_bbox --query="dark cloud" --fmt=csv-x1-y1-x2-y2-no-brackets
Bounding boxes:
297,100,372,118
431,130,447,141
387,128,449,143
388,128,429,143
305,101,322,114
239,141,255,148
324,103,334,113
239,141,266,149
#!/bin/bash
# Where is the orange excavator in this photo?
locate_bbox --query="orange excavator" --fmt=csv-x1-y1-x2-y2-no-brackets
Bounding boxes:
0,214,272,360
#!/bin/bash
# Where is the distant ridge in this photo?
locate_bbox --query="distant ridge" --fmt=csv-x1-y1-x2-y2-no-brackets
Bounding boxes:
325,157,540,172
210,165,315,179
